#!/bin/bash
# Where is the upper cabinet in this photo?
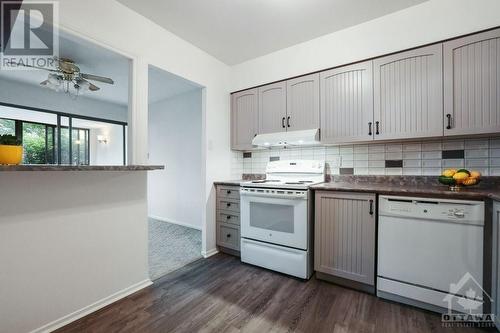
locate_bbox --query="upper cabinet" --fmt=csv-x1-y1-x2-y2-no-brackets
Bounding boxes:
231,89,258,150
258,82,287,134
373,44,444,140
320,61,374,144
286,73,320,131
444,28,500,136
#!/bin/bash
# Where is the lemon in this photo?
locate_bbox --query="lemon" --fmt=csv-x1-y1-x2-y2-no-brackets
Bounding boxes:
442,169,456,177
453,172,469,184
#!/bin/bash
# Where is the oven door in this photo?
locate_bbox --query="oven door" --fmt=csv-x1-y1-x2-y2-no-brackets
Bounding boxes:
240,188,308,250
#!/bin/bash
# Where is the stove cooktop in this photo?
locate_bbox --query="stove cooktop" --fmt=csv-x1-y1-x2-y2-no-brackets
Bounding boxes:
240,179,323,190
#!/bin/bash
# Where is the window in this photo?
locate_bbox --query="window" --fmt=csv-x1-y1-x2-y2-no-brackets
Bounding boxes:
0,104,126,165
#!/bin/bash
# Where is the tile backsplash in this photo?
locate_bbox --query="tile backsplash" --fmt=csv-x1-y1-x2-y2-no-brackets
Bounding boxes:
230,137,500,178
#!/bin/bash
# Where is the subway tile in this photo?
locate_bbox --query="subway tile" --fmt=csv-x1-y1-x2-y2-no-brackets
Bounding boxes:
423,168,441,176
269,156,280,162
490,168,500,176
403,159,422,168
490,138,500,148
385,152,403,160
466,159,489,167
243,152,252,158
490,149,500,158
339,146,354,154
490,158,500,166
369,160,385,168
385,144,403,152
422,151,442,159
329,167,340,175
339,168,354,175
442,159,464,168
327,156,341,167
385,168,403,175
369,152,385,160
421,141,442,151
353,153,368,161
403,168,422,175
465,149,489,159
385,160,403,168
340,160,354,168
465,139,489,149
402,143,422,152
354,168,369,175
442,150,465,159
354,145,369,154
369,144,385,153
353,160,369,168
368,168,385,175
422,159,442,168
325,146,340,155
470,168,488,176
403,151,422,160
442,139,465,150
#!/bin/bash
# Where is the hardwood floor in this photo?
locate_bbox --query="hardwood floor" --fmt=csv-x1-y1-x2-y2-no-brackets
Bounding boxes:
56,254,490,333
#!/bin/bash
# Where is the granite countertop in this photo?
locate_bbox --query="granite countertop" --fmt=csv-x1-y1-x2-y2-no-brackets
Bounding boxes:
311,176,500,201
0,165,165,172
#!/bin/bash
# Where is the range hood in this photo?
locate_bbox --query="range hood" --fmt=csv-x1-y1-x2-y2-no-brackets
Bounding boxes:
252,129,320,148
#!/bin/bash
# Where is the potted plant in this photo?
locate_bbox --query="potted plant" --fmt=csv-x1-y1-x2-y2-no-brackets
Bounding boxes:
0,134,23,165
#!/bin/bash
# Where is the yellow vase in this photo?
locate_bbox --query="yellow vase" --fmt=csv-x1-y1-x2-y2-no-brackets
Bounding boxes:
0,145,23,165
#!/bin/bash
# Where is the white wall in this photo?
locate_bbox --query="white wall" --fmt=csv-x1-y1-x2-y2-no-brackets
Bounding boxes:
57,0,232,257
148,90,202,229
0,172,150,333
231,0,500,91
89,124,125,165
0,78,128,122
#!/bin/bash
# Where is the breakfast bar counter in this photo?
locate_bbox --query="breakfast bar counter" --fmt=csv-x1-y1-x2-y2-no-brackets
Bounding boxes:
0,165,164,171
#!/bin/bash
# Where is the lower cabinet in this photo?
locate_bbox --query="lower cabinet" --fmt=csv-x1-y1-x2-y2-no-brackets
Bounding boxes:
493,201,500,330
314,191,376,291
216,185,241,255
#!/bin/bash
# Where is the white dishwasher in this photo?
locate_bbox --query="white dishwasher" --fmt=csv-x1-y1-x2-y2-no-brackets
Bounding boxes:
377,195,485,313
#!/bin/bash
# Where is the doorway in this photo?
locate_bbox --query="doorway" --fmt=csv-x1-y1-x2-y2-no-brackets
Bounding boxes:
147,65,204,280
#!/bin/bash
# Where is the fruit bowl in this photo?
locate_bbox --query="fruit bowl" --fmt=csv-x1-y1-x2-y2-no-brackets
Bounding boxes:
438,169,481,191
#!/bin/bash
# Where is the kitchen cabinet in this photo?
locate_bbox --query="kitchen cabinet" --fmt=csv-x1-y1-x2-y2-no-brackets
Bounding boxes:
444,28,500,136
373,44,443,140
231,89,258,150
286,73,320,131
320,61,374,143
493,201,500,330
258,82,287,134
314,191,376,289
216,185,241,254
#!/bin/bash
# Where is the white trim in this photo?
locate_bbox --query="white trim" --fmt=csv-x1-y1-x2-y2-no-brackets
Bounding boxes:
149,215,202,231
30,279,152,333
201,248,219,258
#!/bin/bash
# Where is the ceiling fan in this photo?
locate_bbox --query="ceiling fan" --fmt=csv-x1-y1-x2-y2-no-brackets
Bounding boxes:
14,57,114,96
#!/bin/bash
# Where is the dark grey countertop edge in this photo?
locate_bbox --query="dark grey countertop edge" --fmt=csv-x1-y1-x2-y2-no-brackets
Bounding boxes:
0,165,165,171
214,180,243,186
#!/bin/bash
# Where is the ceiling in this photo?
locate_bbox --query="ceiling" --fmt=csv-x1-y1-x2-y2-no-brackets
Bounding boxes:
117,0,427,65
0,30,131,106
148,65,201,104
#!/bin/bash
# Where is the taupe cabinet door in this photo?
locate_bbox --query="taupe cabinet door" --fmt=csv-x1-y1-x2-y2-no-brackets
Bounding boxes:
231,89,258,150
258,82,287,134
286,73,320,131
444,28,500,136
314,191,376,285
320,61,374,144
373,44,444,140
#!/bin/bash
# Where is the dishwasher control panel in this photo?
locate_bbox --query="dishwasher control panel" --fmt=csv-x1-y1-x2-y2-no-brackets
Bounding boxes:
379,195,484,226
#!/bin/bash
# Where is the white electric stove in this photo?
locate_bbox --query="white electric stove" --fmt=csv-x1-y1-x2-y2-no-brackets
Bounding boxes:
239,160,325,279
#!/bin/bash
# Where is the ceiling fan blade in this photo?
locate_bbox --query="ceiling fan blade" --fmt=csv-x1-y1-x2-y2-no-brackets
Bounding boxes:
81,73,114,85
88,82,100,91
76,78,100,92
40,80,49,86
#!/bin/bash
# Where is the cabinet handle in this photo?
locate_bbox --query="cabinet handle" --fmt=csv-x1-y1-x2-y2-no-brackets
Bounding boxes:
446,114,452,130
368,122,372,136
369,200,374,215
282,117,286,128
287,116,291,128
226,190,231,195
226,215,231,220
375,121,380,135
226,233,231,238
226,203,231,207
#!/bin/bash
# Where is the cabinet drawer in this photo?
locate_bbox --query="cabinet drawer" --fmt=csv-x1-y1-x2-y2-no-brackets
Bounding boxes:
217,223,240,250
217,186,240,200
217,199,240,213
217,210,240,226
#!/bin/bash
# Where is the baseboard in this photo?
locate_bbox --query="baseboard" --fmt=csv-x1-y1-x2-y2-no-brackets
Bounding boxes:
30,279,152,333
149,215,202,231
201,248,219,258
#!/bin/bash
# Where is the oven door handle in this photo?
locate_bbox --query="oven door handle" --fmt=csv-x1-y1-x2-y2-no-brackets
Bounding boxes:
240,191,307,200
